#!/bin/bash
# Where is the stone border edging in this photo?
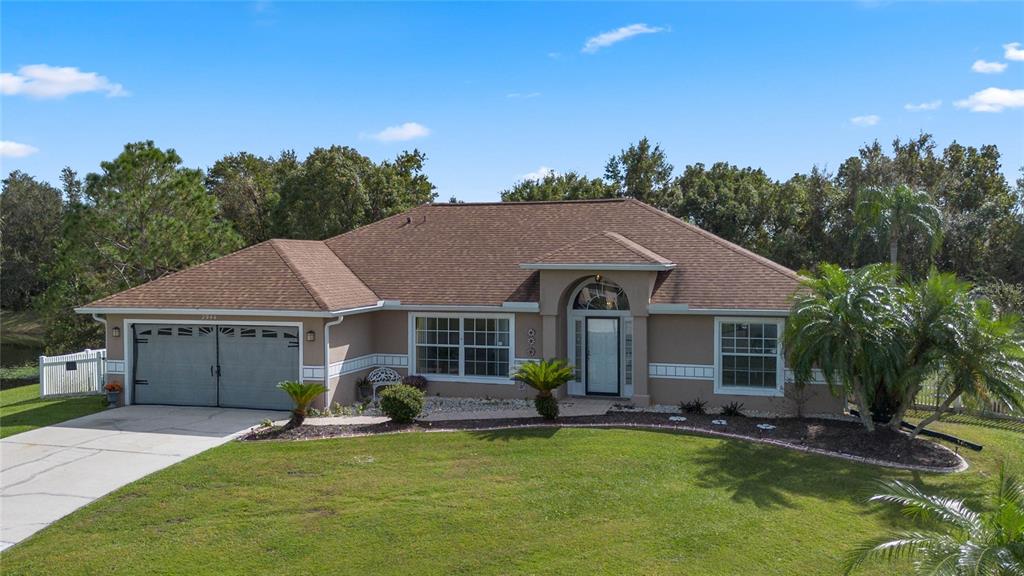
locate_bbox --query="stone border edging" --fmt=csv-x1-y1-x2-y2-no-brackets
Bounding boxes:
244,420,970,474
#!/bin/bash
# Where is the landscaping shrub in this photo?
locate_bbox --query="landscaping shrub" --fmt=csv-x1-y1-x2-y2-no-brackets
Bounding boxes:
534,395,559,420
680,398,708,414
277,381,327,430
511,359,574,420
379,384,424,423
402,374,428,391
721,401,745,417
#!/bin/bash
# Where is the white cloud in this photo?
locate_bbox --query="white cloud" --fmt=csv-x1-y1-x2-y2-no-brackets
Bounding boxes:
522,166,555,181
904,100,942,111
0,64,127,99
0,140,40,158
1004,42,1024,61
954,87,1024,112
506,92,541,99
972,59,1007,74
368,122,431,142
850,114,880,126
582,23,665,54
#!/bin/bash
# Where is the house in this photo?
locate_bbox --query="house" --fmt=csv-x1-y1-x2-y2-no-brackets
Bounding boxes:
76,198,842,415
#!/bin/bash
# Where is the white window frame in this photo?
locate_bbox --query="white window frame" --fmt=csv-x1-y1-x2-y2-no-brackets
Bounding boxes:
713,316,785,397
407,312,516,384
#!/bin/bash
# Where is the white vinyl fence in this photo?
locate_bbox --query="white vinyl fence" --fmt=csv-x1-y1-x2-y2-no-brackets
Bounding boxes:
39,349,106,398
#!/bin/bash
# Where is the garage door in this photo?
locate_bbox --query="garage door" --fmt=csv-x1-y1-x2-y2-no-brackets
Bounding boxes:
132,324,299,410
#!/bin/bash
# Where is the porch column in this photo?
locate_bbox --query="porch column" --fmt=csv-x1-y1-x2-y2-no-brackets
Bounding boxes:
541,313,564,398
632,314,650,406
541,313,558,359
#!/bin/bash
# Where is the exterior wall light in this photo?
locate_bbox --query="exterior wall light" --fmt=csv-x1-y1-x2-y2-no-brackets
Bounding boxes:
111,326,121,338
306,330,316,342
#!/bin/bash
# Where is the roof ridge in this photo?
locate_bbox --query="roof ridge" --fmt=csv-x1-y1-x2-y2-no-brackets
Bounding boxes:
428,198,627,207
601,231,672,265
530,230,611,263
268,240,331,311
85,241,275,307
623,198,801,280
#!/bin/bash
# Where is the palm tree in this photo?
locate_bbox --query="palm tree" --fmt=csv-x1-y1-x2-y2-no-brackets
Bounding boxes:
909,299,1024,439
511,359,575,420
843,464,1024,575
277,381,327,430
886,271,975,430
785,263,909,431
855,184,942,268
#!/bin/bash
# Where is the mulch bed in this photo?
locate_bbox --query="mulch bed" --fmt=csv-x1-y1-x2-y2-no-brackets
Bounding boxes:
241,411,963,470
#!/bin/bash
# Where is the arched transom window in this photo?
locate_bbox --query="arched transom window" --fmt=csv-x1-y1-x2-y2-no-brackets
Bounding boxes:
572,281,629,310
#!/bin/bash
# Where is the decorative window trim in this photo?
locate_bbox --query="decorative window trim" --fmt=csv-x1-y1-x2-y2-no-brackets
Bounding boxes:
713,316,786,397
407,312,516,384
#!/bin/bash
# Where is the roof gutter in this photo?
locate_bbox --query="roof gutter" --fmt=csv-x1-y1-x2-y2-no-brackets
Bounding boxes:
75,307,337,318
519,263,675,271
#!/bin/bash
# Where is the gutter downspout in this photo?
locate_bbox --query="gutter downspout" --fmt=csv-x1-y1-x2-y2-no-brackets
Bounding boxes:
90,313,109,400
323,316,343,407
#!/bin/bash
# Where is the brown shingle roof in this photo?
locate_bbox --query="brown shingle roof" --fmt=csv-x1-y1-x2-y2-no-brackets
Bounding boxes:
530,231,674,267
82,199,801,313
325,198,800,310
82,240,377,313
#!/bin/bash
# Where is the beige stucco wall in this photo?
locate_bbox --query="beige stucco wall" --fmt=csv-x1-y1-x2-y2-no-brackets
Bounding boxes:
325,310,544,404
647,315,715,364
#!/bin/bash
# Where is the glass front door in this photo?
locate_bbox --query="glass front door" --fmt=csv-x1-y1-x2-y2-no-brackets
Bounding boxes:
585,317,620,395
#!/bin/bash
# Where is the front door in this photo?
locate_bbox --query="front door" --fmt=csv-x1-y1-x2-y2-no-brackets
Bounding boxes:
586,317,620,395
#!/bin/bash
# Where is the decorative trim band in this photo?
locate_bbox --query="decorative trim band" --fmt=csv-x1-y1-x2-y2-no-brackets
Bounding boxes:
649,363,714,380
303,353,410,381
106,360,126,374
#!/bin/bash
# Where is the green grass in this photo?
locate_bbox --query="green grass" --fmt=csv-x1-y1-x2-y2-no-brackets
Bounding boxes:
0,363,38,381
0,382,106,439
2,415,1021,576
1,308,45,347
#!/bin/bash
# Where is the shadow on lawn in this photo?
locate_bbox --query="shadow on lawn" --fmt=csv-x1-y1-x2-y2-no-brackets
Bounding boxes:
683,432,989,513
467,426,560,442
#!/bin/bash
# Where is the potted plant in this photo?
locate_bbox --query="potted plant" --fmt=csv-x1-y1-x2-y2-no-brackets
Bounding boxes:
103,382,123,407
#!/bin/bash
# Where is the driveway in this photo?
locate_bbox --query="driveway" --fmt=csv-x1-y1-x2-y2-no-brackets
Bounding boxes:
0,405,285,551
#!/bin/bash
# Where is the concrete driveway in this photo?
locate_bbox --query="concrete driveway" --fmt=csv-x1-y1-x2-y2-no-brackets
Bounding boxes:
0,405,285,551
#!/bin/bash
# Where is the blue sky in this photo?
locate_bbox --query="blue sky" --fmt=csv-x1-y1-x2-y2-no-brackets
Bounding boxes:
3,1,1023,202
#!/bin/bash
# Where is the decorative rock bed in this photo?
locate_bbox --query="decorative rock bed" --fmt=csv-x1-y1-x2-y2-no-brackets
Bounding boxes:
243,410,968,473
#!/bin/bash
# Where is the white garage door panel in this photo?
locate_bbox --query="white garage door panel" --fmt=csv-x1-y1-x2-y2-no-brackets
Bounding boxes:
133,324,217,406
217,326,298,410
132,324,299,410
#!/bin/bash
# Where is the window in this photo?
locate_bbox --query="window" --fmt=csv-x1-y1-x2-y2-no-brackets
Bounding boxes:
717,319,783,395
573,281,629,310
464,318,510,377
415,317,460,375
413,315,513,380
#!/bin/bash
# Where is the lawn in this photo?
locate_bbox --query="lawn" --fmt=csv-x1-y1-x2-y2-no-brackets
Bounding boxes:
0,382,106,439
2,414,1021,576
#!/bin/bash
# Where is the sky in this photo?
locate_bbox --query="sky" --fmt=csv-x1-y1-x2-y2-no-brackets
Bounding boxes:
2,1,1024,202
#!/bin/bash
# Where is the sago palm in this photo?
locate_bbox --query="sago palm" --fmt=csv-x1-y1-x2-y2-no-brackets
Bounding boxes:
277,380,327,430
855,184,942,268
843,465,1024,575
785,263,909,431
511,359,575,420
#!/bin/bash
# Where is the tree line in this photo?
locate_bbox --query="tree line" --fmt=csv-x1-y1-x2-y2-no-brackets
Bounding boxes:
1,134,1021,354
1,142,435,352
502,134,1024,285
